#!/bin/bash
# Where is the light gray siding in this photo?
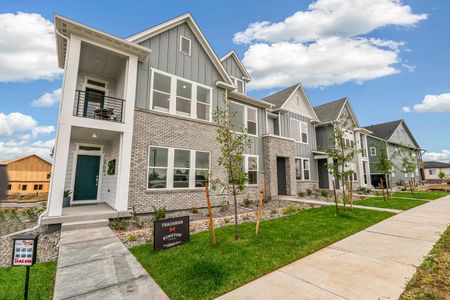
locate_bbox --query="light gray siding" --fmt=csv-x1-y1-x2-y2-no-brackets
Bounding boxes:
222,56,245,80
389,123,417,148
135,22,225,110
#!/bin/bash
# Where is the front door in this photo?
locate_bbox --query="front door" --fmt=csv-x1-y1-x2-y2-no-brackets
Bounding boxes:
73,155,100,201
318,159,329,189
277,157,287,195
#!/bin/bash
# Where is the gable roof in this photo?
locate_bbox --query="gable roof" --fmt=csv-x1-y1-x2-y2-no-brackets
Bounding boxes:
0,155,52,166
313,97,348,123
262,83,319,121
127,13,234,87
424,161,450,168
220,50,251,81
364,119,420,148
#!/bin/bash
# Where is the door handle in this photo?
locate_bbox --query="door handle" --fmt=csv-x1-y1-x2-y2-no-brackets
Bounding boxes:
96,175,99,186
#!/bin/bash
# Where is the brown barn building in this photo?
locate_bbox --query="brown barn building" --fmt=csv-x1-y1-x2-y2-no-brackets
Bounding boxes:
0,155,52,196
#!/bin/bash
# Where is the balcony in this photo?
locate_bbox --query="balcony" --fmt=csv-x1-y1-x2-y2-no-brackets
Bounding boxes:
74,90,125,123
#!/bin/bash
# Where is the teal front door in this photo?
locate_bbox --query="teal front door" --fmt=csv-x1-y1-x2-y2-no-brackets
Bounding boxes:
73,155,100,201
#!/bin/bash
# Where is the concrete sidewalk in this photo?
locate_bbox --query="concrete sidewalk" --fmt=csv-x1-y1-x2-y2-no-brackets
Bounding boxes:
53,222,167,300
217,195,450,300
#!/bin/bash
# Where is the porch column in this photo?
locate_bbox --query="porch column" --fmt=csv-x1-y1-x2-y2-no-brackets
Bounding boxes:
48,36,81,217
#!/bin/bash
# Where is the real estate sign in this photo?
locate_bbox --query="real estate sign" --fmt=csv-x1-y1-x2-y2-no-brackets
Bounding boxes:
154,216,190,251
12,234,38,266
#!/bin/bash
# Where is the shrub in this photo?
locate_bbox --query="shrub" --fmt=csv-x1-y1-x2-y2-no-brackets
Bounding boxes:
243,198,252,207
242,215,249,221
223,218,230,224
306,189,312,196
131,206,143,228
110,218,128,230
358,187,372,195
191,207,199,214
270,209,277,214
321,190,329,198
24,208,39,222
153,207,166,221
282,204,300,215
127,233,137,242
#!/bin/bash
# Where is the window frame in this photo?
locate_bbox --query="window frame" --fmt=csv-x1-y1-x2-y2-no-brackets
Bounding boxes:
244,154,259,186
149,69,213,122
289,118,308,144
370,147,377,156
295,157,311,181
179,35,191,56
147,145,211,190
231,76,245,94
229,100,259,137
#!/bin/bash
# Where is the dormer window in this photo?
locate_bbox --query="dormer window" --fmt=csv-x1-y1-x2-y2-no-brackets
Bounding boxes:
179,35,191,56
231,76,245,94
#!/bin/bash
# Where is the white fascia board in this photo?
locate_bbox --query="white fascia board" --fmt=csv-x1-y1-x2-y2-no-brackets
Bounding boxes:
228,91,273,109
220,50,252,81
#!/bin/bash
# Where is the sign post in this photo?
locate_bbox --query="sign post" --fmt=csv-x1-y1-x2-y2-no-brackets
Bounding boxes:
11,234,38,300
153,216,190,251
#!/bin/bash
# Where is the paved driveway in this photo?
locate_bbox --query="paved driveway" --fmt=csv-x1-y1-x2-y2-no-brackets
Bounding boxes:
217,195,450,300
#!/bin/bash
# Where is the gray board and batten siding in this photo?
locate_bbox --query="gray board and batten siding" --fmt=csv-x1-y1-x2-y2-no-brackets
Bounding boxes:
222,55,246,80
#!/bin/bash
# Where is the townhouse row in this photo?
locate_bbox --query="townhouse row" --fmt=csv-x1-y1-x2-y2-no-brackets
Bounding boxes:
45,14,423,219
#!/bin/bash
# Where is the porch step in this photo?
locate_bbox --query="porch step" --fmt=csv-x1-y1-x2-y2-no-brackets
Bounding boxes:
61,219,110,231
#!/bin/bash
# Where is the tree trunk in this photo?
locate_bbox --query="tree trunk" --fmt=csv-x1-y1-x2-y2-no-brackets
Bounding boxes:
350,178,353,210
332,180,339,215
255,176,265,235
341,175,346,210
232,181,239,241
204,182,216,247
389,175,393,200
380,177,386,202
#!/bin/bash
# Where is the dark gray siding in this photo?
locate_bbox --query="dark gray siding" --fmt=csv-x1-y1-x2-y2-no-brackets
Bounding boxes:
222,56,245,80
367,136,383,174
136,22,225,110
316,125,333,150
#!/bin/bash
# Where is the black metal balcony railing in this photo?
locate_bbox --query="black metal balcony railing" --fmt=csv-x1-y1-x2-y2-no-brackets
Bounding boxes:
74,90,125,123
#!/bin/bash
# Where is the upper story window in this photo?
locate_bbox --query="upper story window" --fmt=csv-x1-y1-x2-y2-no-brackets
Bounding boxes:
231,76,245,94
179,35,191,56
370,147,377,156
151,70,212,121
229,101,258,136
344,131,354,148
290,118,308,144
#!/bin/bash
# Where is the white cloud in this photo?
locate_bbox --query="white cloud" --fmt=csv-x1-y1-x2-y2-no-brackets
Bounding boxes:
423,150,450,163
32,126,55,138
0,139,54,161
403,93,450,113
31,88,62,107
244,37,399,90
234,0,427,44
235,0,426,90
0,112,37,137
0,12,62,82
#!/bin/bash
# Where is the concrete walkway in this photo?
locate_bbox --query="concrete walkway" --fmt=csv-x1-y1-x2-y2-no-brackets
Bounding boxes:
217,195,450,300
283,197,404,214
54,222,167,300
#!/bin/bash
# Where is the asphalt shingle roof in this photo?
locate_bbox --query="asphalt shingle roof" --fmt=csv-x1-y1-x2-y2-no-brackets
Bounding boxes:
424,161,450,168
262,83,299,109
363,120,403,141
313,98,347,123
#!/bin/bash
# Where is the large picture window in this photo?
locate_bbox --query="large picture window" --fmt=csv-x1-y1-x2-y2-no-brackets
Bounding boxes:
290,119,308,144
295,158,310,181
151,70,212,121
229,101,258,136
148,146,210,190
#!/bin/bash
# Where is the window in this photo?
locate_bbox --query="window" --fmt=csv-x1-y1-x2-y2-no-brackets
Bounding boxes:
195,151,210,187
148,147,169,189
231,77,245,94
370,147,377,156
7,184,11,190
34,184,39,191
179,35,191,56
244,155,258,185
295,158,310,180
176,80,192,117
429,170,434,175
229,102,258,136
148,147,210,189
152,72,171,112
344,131,354,148
21,185,27,191
290,119,308,144
151,70,212,121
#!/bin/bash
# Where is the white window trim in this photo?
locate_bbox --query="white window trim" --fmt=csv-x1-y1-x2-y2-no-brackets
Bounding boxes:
229,100,258,137
149,68,213,122
179,35,191,56
295,157,311,181
370,147,377,156
244,154,259,186
231,76,245,94
147,145,211,191
82,76,110,96
289,118,308,144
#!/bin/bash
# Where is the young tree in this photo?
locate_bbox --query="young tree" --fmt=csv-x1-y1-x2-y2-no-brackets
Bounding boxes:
401,154,418,193
374,142,395,201
212,98,252,241
325,121,360,213
438,171,446,184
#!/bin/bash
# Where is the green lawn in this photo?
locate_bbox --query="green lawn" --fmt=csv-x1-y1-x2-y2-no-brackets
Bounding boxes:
0,261,56,300
393,191,450,200
131,206,393,300
355,196,427,210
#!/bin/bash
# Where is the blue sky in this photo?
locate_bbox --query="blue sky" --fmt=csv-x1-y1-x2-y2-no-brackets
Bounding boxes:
0,0,449,161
